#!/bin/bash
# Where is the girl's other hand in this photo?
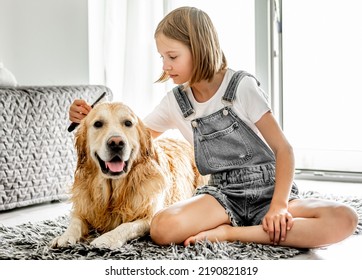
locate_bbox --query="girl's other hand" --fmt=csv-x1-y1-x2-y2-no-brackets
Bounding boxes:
69,99,92,123
262,207,294,245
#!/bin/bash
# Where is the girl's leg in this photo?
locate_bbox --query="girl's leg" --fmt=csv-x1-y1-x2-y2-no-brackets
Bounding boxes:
184,198,358,248
150,194,230,245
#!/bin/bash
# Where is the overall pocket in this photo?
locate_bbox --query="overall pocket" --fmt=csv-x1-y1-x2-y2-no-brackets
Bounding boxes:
198,119,253,169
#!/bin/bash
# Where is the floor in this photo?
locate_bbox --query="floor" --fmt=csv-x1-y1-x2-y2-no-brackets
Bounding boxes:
0,179,361,260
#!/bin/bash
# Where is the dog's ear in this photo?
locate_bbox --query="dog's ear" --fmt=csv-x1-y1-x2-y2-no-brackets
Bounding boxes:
74,121,88,168
137,117,156,158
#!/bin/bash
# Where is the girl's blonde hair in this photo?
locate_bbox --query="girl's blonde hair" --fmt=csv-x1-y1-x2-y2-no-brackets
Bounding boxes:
155,6,227,86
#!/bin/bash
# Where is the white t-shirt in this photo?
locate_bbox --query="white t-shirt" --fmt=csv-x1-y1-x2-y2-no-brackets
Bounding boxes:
143,69,271,145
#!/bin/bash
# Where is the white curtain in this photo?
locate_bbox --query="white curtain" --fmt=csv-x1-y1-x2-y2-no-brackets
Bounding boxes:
88,0,166,118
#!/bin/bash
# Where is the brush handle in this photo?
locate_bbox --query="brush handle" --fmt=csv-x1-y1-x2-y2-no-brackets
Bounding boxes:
67,122,79,132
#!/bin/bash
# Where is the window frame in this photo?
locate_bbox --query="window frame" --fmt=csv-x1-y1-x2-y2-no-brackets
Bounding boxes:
257,0,362,183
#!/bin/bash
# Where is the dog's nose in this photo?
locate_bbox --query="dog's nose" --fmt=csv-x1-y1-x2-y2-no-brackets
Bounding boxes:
107,136,124,152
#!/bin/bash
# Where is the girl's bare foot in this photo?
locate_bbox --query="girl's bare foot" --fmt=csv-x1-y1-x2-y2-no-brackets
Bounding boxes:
184,224,232,246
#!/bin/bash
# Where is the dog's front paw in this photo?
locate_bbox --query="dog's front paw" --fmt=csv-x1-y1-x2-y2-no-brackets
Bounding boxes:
90,232,126,250
50,234,79,248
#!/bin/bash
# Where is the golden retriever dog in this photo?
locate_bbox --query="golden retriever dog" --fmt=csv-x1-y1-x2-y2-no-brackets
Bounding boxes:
51,102,204,249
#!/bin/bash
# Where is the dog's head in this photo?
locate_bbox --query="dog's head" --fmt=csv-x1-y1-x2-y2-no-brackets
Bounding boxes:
75,102,154,179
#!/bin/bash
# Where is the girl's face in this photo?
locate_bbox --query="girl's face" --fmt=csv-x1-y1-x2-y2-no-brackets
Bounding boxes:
156,33,193,85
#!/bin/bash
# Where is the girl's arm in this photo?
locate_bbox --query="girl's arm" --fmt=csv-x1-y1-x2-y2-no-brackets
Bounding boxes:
255,111,295,244
149,129,163,139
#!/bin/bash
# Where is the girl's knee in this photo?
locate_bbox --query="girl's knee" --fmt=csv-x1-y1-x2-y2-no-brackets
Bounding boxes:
150,210,182,245
320,203,359,245
300,199,358,244
333,204,358,235
299,199,358,235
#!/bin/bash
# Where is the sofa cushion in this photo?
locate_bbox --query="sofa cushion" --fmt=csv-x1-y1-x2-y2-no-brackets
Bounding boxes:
0,85,112,211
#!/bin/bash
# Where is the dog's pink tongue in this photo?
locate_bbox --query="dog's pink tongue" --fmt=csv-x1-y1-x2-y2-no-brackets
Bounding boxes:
106,161,125,172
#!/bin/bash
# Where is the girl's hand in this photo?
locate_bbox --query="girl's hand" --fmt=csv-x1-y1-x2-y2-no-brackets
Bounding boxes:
262,206,294,245
69,99,92,123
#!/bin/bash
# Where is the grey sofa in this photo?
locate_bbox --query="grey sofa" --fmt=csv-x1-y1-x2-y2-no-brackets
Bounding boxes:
0,85,112,211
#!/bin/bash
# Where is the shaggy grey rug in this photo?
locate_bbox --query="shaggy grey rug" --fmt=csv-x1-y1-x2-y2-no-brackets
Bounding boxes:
0,191,361,260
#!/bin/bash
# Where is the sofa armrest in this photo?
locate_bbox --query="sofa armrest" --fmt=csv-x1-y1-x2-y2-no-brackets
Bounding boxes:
0,85,112,211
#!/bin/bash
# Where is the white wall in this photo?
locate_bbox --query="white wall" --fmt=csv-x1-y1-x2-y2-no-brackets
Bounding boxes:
0,0,89,86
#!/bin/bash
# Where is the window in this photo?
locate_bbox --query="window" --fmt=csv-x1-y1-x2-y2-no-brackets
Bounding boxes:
281,0,362,180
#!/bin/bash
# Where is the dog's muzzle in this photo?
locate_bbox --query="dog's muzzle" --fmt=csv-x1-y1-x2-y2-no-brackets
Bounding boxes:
96,154,128,176
95,136,129,176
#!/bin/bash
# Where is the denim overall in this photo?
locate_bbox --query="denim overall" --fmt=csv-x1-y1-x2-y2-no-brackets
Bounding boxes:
173,71,299,226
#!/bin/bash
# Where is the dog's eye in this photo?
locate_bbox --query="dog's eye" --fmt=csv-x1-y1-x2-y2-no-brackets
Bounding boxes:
124,120,133,127
94,121,103,128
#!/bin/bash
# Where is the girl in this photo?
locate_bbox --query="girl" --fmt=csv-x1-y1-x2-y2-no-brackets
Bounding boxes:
69,7,358,248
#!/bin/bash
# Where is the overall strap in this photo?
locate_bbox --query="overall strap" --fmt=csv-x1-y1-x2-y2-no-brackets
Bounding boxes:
222,71,261,103
173,85,195,118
